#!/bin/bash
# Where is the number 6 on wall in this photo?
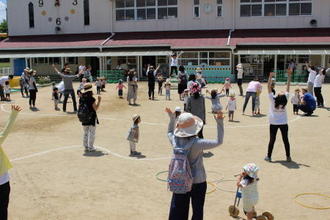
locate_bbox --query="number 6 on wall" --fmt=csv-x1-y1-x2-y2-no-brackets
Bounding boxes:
39,0,44,7
72,0,78,5
56,18,61,25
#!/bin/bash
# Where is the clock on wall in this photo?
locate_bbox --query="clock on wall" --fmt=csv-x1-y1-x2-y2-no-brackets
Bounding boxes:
204,3,213,14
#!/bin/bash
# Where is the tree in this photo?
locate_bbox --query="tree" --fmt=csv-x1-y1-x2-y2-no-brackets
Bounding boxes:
0,20,8,33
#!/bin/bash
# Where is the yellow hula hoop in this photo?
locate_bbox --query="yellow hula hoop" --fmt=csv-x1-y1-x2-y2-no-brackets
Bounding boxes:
294,193,330,210
206,182,217,195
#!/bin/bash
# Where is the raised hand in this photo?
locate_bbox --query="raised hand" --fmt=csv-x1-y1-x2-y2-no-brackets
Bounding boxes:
165,107,173,115
11,105,22,112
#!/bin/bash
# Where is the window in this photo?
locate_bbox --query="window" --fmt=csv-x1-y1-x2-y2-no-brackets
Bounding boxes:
240,0,262,17
49,57,60,65
84,0,90,25
264,0,287,16
68,57,78,65
115,0,177,20
137,0,156,20
178,51,231,66
217,0,222,17
240,0,312,17
158,0,178,19
28,2,35,28
289,0,312,16
34,58,48,64
193,0,199,18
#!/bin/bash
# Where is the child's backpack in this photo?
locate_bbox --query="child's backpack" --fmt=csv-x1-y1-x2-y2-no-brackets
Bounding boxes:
167,138,196,194
77,98,93,124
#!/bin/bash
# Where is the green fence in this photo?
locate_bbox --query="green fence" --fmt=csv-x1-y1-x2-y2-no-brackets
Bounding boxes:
98,70,126,83
275,70,308,83
185,65,232,83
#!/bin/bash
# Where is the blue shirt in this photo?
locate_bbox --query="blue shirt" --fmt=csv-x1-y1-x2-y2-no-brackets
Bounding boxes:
303,93,316,110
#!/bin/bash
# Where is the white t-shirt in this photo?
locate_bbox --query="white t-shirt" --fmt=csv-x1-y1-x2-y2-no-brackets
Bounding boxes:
291,93,300,105
227,99,236,111
0,172,10,185
237,67,243,79
170,57,178,67
0,76,9,86
307,68,317,83
314,74,325,88
240,178,258,203
268,92,289,125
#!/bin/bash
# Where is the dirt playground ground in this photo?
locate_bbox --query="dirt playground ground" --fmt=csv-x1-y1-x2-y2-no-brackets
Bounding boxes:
1,82,330,220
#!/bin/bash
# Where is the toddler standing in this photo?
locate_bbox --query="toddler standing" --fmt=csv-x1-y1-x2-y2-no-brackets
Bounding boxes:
291,88,300,115
4,81,11,101
101,77,106,92
116,79,126,98
226,92,237,121
53,87,60,111
96,78,102,95
222,78,232,96
182,89,189,111
127,114,141,157
165,79,171,100
237,163,259,220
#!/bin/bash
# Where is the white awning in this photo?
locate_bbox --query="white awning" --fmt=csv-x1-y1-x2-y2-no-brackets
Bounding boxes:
0,50,171,59
235,49,330,55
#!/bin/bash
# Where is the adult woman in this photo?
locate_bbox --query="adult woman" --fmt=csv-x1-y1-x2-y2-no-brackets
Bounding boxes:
242,77,262,115
0,105,22,220
265,71,292,163
166,108,224,220
28,70,38,109
127,70,138,105
187,82,206,138
314,68,326,107
236,63,244,96
177,66,188,100
79,83,101,152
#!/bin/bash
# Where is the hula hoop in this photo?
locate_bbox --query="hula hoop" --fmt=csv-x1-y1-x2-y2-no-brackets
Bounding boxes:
215,179,237,193
294,193,330,210
207,171,225,183
206,181,217,195
156,171,169,182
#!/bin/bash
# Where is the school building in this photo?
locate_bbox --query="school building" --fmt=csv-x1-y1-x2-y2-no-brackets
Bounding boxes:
1,0,330,82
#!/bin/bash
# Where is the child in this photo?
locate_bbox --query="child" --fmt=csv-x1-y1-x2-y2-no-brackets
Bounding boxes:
206,89,226,113
222,78,232,96
77,78,87,97
101,77,106,92
51,82,56,100
53,87,60,111
237,163,259,220
96,78,102,95
4,81,11,101
291,88,300,115
226,92,237,121
182,89,189,111
254,90,261,115
116,79,126,98
127,114,141,157
157,73,164,96
165,79,171,100
174,106,182,118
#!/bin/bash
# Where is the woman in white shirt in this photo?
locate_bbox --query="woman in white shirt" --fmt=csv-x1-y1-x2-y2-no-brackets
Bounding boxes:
305,63,317,96
265,71,292,163
313,68,326,107
169,51,183,77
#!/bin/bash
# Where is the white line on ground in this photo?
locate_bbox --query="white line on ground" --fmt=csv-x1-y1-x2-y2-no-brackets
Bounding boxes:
1,104,302,129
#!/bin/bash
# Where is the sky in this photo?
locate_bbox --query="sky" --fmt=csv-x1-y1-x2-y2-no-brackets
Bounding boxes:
0,0,7,22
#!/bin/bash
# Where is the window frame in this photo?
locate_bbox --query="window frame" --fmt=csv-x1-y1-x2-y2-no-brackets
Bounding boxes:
216,0,223,17
178,51,231,66
193,0,200,18
239,0,312,17
115,0,178,21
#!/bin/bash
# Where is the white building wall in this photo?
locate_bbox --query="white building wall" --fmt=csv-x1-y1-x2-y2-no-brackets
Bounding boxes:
7,0,330,36
8,0,112,36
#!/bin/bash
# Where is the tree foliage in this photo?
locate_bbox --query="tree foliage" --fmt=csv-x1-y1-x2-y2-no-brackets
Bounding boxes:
0,20,8,33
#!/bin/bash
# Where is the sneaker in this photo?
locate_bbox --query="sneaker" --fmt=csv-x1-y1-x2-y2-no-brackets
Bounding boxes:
264,156,272,162
287,156,292,162
134,151,141,155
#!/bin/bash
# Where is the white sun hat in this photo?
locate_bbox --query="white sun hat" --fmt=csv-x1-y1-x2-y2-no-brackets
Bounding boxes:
175,106,182,112
243,163,259,179
174,113,203,137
